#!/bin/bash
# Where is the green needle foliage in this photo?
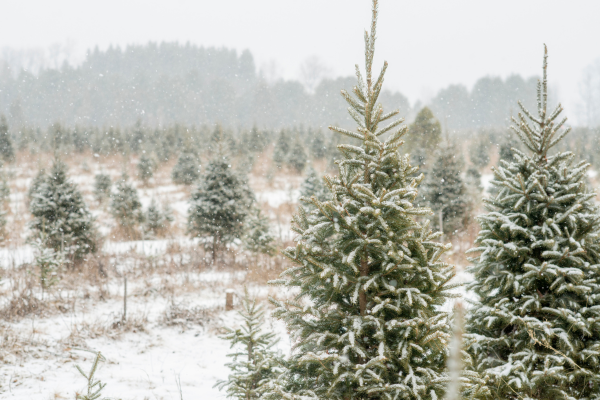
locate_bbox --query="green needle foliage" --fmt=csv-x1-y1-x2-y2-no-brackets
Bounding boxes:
110,173,144,238
465,46,600,399
137,153,156,184
93,173,112,204
268,2,470,398
216,292,284,399
75,351,109,400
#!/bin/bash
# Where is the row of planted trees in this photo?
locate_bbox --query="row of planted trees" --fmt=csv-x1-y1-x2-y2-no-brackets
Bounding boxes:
216,2,600,399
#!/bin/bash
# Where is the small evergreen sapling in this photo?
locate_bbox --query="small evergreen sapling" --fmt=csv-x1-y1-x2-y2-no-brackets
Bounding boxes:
465,47,600,399
243,208,276,256
144,198,173,238
187,153,254,261
216,293,284,399
137,153,156,184
268,2,468,398
93,173,112,204
75,351,109,400
0,116,14,163
33,235,63,296
287,139,308,173
172,150,201,185
29,160,97,261
272,130,290,169
423,143,472,235
110,174,144,238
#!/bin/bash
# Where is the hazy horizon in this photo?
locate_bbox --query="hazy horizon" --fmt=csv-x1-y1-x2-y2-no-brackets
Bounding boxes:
3,0,600,124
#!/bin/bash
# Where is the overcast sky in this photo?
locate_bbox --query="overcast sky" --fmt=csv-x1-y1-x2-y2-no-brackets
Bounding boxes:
2,0,600,123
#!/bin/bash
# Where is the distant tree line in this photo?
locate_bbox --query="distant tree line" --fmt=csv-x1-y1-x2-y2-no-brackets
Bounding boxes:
0,42,545,130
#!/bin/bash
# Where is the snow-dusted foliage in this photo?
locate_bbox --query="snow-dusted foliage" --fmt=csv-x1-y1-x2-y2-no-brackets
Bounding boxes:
93,173,112,204
29,160,97,261
465,47,600,399
143,198,173,238
172,150,201,185
187,153,253,259
0,115,15,163
299,166,329,207
267,2,484,398
243,208,276,256
110,174,144,236
137,153,156,184
216,293,284,399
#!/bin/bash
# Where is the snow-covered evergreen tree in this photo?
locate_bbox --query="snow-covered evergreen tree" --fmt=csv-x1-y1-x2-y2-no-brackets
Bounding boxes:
0,165,10,204
465,46,600,399
299,166,329,209
93,173,112,204
268,3,470,398
407,107,441,168
273,130,290,169
287,139,307,173
171,150,201,185
144,198,173,238
33,236,63,295
137,153,155,184
216,292,284,399
243,208,276,256
187,152,253,261
0,116,14,163
423,143,472,235
110,173,144,238
29,160,97,261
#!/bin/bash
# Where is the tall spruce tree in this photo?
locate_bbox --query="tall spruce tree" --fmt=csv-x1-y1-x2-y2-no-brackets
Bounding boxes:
29,160,97,261
465,47,600,399
423,143,472,236
268,2,472,398
187,151,254,261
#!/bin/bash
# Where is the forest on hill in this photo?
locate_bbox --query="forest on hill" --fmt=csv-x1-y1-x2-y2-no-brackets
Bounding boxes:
0,42,539,130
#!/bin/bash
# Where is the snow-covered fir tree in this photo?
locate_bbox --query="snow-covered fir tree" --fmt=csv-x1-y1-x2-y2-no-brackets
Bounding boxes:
216,292,284,399
187,151,254,261
407,107,441,168
273,130,290,169
33,235,63,295
137,153,155,184
171,150,201,185
465,46,600,399
267,3,483,398
0,116,14,163
422,142,472,236
243,208,276,256
110,173,144,238
29,160,97,261
299,166,329,207
144,198,173,238
0,165,10,204
93,173,112,204
287,139,307,173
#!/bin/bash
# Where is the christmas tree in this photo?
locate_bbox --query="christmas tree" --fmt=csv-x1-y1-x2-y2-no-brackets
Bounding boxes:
268,2,466,398
216,292,284,399
94,173,112,204
144,198,173,238
110,173,144,238
407,107,441,168
137,153,156,185
29,160,97,261
0,116,15,163
273,130,290,169
465,46,600,399
287,139,308,173
187,151,254,261
171,150,201,185
422,142,472,236
243,208,276,256
299,166,329,207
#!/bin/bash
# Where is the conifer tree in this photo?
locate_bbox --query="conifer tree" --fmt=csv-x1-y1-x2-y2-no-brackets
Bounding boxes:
465,47,600,399
407,107,441,168
110,174,144,238
243,208,276,256
469,138,490,170
216,293,284,399
310,129,327,160
273,130,290,169
29,160,97,261
0,166,10,204
144,198,173,238
299,166,329,206
93,173,112,204
0,116,15,163
423,143,472,235
187,151,254,261
171,150,201,185
268,3,469,398
137,153,155,184
287,139,308,173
